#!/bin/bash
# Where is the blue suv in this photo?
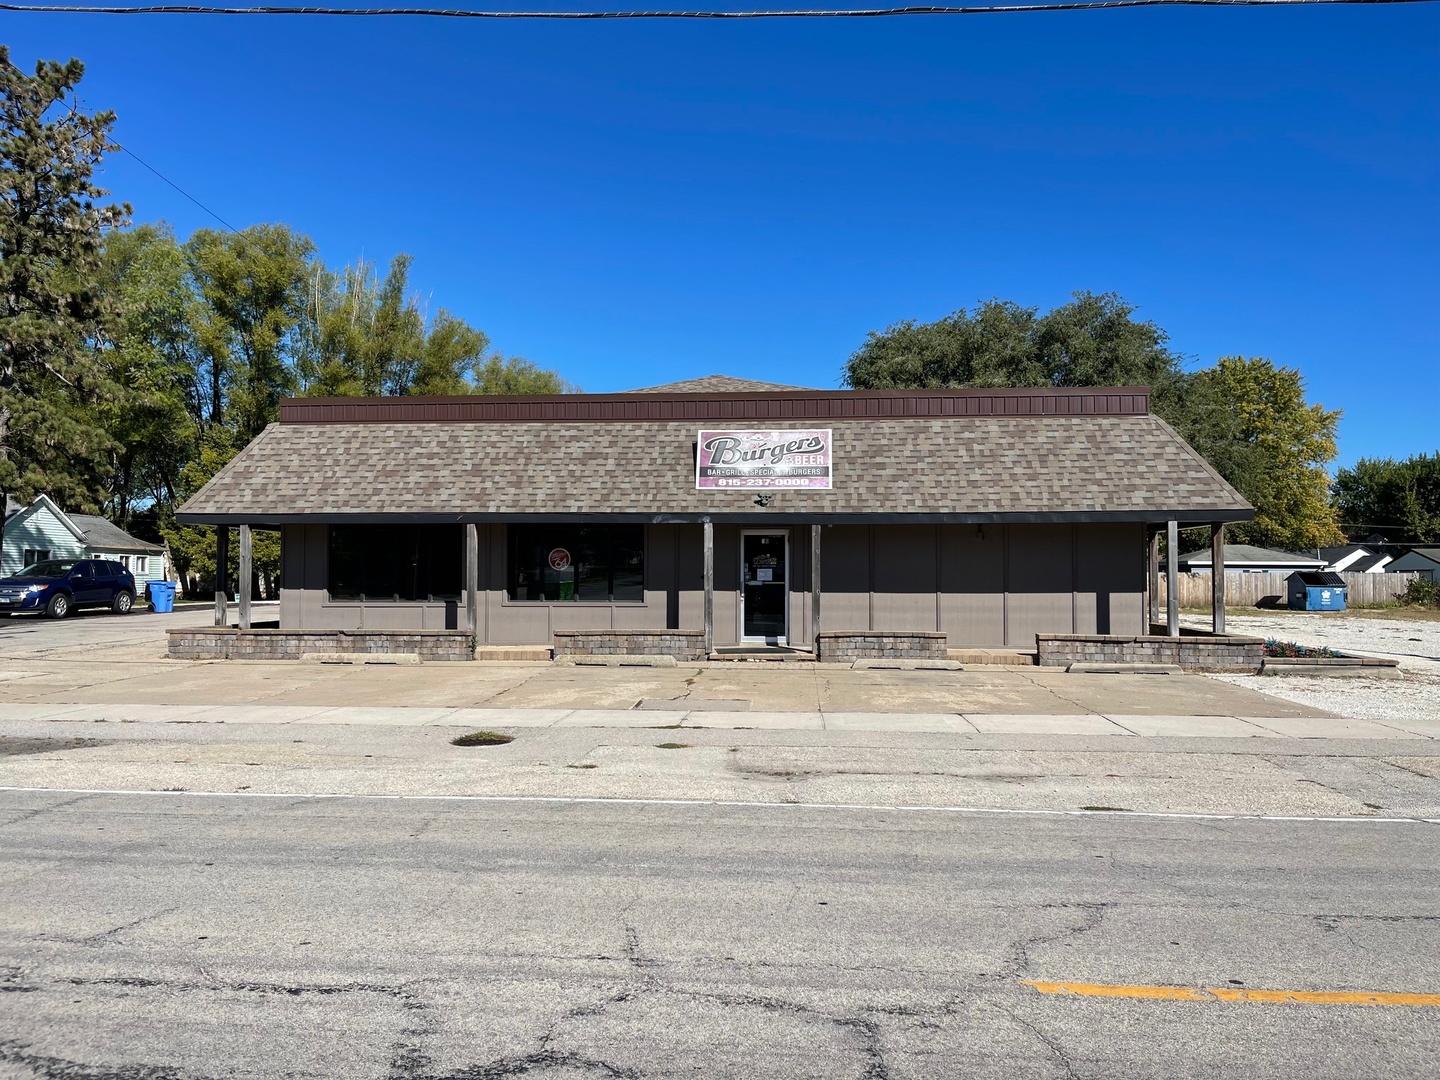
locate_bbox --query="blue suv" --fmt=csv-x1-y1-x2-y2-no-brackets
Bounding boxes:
0,558,137,619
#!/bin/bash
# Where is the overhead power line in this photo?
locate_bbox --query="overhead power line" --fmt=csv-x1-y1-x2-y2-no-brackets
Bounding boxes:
114,142,237,231
2,0,1436,18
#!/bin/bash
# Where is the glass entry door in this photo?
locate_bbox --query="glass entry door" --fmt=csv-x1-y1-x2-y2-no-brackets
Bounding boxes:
741,532,789,644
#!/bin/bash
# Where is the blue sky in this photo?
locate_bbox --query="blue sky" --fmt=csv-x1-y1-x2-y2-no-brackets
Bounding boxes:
7,5,1438,466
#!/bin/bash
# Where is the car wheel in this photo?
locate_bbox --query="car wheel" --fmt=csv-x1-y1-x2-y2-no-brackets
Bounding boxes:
46,593,70,619
112,590,134,615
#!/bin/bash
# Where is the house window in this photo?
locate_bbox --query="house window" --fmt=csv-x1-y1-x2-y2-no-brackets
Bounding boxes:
327,525,463,602
114,555,149,574
506,525,645,603
22,549,51,569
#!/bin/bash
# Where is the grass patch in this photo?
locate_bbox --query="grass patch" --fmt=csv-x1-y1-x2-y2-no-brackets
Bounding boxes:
450,730,515,747
655,742,691,750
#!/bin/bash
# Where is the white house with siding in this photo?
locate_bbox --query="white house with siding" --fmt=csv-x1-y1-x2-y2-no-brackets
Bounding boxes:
2,495,167,586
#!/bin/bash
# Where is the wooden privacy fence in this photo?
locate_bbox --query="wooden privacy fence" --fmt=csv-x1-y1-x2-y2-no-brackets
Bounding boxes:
1160,571,1419,609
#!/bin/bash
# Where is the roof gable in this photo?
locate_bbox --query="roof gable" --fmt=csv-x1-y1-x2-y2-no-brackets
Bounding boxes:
627,375,816,394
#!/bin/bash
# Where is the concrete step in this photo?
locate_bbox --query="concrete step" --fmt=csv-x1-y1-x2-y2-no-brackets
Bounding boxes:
475,646,553,662
947,649,1036,666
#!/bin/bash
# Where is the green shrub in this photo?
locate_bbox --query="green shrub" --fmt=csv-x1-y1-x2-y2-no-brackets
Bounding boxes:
1398,577,1440,608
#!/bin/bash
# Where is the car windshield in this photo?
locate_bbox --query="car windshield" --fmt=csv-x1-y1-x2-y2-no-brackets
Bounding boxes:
20,560,77,579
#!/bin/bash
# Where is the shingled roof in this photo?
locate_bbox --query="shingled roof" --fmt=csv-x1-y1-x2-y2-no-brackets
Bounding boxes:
178,384,1251,525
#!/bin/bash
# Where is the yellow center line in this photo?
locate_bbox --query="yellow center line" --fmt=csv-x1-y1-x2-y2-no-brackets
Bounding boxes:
1022,980,1440,1007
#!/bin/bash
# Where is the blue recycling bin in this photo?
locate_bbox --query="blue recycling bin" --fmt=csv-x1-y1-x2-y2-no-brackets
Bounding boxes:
147,580,176,613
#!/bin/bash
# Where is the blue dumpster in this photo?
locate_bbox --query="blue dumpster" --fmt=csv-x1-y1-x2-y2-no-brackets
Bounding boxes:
1286,571,1346,611
148,580,176,613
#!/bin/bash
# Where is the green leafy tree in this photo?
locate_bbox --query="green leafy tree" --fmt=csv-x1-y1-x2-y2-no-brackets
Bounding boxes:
1175,360,1342,552
0,47,129,547
184,223,315,441
94,222,200,528
1333,452,1440,544
299,253,574,397
842,292,1182,391
845,295,1345,549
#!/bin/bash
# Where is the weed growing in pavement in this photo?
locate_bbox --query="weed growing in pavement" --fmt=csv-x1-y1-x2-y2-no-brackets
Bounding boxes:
451,731,515,747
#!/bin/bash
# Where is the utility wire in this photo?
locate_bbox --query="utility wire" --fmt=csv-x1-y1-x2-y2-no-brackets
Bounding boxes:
113,142,237,231
2,0,1436,18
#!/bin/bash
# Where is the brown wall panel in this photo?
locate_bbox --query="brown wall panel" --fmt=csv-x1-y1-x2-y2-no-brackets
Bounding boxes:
938,524,1006,646
872,526,939,632
1005,525,1076,646
1075,523,1145,635
818,525,871,633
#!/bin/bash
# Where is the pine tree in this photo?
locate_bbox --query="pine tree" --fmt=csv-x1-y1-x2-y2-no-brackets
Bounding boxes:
0,47,129,549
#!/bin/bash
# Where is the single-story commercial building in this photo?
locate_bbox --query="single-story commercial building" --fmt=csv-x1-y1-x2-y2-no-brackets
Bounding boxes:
175,376,1255,663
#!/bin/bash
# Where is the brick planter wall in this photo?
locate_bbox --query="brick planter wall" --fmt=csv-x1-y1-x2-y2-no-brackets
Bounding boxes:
553,629,706,661
816,631,948,663
1036,633,1263,673
168,627,474,661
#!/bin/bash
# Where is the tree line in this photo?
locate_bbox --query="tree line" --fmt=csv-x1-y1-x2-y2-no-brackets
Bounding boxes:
1,49,570,592
843,293,1438,550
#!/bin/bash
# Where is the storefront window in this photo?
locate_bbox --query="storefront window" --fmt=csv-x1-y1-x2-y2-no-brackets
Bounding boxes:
507,525,645,603
327,525,462,602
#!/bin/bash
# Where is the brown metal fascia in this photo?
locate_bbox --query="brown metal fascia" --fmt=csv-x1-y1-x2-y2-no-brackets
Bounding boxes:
276,386,1152,424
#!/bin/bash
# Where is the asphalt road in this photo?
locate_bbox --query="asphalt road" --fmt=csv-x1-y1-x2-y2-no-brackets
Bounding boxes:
2,791,1437,1079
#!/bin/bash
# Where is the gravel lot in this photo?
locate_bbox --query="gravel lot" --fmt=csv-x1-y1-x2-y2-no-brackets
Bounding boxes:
1185,610,1440,724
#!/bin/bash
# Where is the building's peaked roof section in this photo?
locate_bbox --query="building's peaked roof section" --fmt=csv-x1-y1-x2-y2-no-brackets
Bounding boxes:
1179,544,1326,566
178,410,1252,525
627,374,816,394
69,513,164,553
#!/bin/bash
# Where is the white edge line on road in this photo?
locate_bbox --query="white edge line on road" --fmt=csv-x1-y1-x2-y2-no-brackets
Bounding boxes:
0,786,1436,825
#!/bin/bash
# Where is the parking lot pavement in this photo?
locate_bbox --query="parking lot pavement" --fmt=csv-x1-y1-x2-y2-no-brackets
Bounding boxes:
0,604,1332,720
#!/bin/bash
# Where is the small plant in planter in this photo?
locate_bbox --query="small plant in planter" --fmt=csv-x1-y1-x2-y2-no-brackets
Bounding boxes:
451,731,515,747
1263,638,1340,659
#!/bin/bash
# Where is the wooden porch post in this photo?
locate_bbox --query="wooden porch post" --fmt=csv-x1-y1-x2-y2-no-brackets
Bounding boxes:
1211,523,1226,635
811,523,822,654
702,519,714,658
238,525,252,631
1166,519,1180,637
214,526,229,627
465,524,479,643
1147,529,1160,632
